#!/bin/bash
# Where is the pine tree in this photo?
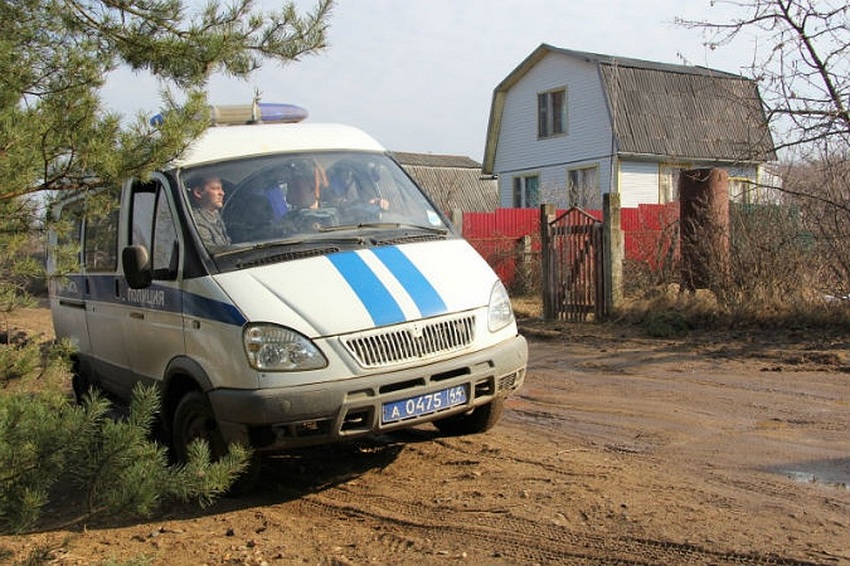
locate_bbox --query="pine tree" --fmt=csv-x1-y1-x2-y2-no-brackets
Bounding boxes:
0,380,251,533
0,0,334,533
1,0,333,200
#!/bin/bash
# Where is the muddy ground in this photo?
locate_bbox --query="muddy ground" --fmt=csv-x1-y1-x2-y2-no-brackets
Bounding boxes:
1,309,848,565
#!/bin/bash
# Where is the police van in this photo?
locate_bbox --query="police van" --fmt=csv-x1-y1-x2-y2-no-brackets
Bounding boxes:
47,103,528,463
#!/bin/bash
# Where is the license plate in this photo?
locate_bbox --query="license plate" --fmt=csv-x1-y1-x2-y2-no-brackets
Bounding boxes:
381,385,467,424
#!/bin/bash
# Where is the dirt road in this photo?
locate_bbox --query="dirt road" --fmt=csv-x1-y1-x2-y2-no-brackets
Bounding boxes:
3,315,849,565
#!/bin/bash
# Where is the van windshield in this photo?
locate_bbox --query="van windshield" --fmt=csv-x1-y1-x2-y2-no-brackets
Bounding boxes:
181,152,449,254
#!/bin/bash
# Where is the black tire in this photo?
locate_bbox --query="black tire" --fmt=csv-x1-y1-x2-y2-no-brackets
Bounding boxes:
71,357,105,405
70,357,95,405
71,372,89,405
171,391,261,494
171,391,228,463
433,397,505,436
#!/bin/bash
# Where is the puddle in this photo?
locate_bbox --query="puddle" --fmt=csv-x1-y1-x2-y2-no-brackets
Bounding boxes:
769,458,850,491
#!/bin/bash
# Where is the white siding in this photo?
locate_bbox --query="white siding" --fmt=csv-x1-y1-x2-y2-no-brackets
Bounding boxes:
495,51,615,206
619,161,659,207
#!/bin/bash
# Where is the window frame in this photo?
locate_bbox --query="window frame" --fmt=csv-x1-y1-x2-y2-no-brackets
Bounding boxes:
659,163,692,204
512,174,540,208
83,200,119,273
567,165,599,208
537,87,567,139
128,179,180,281
729,176,757,203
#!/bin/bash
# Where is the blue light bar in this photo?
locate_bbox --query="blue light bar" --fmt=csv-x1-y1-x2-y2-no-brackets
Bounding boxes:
150,102,308,127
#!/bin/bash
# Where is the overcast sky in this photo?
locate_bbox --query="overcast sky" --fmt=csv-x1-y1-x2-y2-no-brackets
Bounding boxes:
103,0,757,162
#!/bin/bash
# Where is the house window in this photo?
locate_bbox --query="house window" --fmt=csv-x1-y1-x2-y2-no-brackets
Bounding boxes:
513,175,539,208
538,88,567,138
659,163,690,203
729,177,756,203
568,166,599,207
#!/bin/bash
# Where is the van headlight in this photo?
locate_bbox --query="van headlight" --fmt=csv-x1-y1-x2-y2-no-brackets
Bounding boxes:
487,280,515,332
243,324,327,371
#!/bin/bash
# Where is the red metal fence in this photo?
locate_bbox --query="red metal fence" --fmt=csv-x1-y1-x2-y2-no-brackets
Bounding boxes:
462,204,679,289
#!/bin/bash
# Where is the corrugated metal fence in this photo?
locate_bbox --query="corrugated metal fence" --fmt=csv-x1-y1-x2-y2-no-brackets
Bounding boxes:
462,203,679,295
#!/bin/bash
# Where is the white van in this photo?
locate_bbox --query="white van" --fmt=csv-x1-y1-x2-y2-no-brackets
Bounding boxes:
47,104,527,462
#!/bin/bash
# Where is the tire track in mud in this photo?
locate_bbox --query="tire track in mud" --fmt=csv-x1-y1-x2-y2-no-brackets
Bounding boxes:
299,487,822,565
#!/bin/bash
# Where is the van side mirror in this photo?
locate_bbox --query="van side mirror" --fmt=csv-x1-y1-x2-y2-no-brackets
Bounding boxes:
122,245,152,289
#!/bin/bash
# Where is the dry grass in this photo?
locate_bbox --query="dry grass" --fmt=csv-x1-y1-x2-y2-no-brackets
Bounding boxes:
511,295,543,319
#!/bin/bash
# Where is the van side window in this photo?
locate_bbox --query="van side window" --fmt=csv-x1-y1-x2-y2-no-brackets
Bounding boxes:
55,201,84,272
129,180,179,280
84,205,119,272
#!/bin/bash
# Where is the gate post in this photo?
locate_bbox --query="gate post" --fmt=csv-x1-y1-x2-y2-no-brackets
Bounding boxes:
450,208,463,235
602,192,623,316
540,204,557,320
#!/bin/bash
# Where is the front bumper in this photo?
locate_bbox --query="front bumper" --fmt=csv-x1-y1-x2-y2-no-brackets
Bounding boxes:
209,334,528,451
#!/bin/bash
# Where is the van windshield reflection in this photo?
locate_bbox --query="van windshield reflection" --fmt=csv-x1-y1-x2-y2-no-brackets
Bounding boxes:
181,152,449,256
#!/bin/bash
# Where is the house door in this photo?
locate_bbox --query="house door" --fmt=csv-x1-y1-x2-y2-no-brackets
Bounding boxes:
541,207,605,322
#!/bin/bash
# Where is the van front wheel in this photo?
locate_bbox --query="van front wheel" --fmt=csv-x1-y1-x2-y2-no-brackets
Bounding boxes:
171,391,227,462
432,397,505,436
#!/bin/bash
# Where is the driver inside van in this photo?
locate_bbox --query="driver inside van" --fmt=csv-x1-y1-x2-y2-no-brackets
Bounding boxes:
188,175,231,248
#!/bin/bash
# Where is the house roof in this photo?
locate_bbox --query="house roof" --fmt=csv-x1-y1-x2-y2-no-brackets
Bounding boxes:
483,43,776,174
391,151,499,212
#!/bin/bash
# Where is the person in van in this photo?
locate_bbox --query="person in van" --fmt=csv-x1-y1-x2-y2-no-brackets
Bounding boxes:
285,167,321,211
188,175,231,247
325,161,390,213
278,160,337,233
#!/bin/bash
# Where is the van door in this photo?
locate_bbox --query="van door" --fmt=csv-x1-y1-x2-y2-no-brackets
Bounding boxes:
123,178,184,389
48,199,91,359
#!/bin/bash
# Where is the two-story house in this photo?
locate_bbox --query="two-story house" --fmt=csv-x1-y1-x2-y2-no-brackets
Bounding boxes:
482,44,776,209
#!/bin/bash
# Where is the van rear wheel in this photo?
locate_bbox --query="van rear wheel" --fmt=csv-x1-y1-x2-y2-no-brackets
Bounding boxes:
70,357,91,405
433,397,505,436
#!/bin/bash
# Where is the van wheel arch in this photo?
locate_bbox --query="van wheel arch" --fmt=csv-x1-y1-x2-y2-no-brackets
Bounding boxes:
162,358,261,494
161,357,215,443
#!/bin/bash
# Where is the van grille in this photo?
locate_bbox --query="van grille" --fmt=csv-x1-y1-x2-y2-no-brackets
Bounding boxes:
342,314,476,368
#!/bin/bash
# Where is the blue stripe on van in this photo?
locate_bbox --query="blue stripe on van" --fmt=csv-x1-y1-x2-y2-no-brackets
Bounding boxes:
183,293,247,326
51,274,246,327
373,246,446,318
328,251,405,326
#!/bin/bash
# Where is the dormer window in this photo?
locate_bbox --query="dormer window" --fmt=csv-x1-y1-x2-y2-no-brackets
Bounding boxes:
538,88,567,138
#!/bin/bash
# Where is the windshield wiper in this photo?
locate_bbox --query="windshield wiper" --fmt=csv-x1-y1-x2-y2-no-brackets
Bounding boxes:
213,237,306,258
318,222,448,235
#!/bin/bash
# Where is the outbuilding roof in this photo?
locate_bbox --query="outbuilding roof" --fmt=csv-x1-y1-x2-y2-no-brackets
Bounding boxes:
391,151,498,212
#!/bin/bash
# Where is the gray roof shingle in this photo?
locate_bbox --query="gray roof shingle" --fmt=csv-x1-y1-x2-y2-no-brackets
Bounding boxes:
600,63,776,161
391,151,498,212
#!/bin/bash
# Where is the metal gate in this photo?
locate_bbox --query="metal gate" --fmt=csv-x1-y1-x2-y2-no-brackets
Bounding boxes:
541,206,605,322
